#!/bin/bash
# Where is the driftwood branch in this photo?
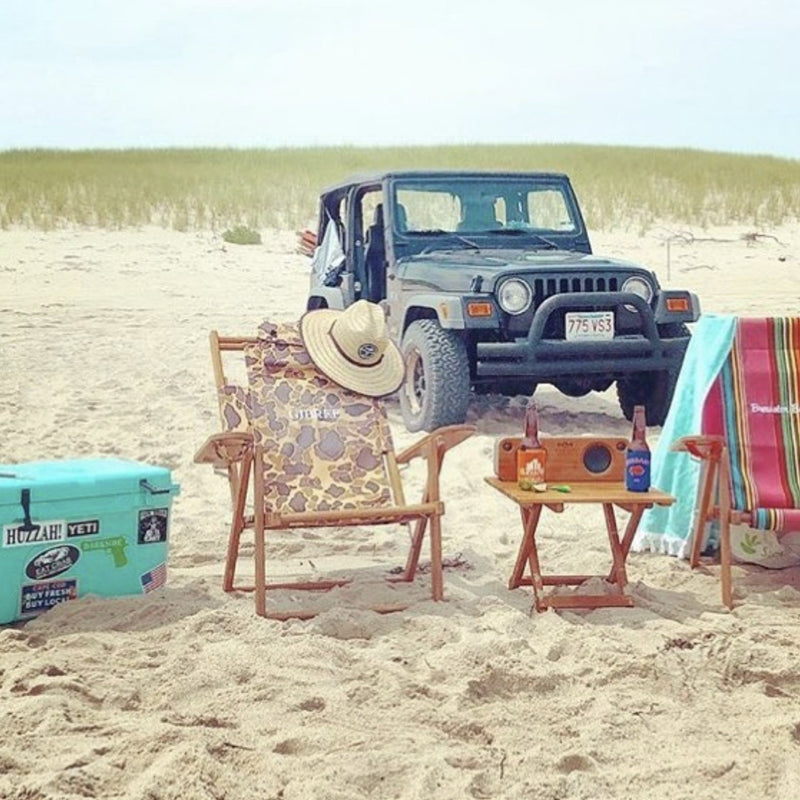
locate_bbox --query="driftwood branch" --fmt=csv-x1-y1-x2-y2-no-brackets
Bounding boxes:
652,226,786,279
740,231,785,246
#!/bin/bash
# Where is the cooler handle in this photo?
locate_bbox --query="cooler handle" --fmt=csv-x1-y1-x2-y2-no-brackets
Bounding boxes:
139,479,171,495
19,489,39,532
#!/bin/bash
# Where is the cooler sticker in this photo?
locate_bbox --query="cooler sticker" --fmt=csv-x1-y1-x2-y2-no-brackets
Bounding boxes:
3,519,66,548
138,509,168,545
140,563,167,593
24,545,81,581
80,536,128,567
66,519,100,538
20,578,79,617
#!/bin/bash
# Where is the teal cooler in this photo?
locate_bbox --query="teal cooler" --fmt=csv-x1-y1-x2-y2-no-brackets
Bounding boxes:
0,459,180,624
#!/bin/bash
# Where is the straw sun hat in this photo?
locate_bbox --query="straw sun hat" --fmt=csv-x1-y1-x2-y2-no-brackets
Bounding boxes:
299,300,405,398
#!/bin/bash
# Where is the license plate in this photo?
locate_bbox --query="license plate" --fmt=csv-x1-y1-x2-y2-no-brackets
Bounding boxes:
565,311,614,341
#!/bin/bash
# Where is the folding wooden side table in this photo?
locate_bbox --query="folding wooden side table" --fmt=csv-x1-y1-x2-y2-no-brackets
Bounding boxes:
485,478,674,611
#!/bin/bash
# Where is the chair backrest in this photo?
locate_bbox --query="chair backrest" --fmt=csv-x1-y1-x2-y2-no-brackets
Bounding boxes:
246,320,402,515
702,317,800,529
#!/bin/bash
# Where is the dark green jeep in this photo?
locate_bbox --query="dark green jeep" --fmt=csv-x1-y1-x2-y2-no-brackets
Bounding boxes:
303,170,700,432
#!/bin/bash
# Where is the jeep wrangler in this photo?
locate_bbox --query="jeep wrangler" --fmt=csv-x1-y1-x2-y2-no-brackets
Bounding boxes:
302,171,700,432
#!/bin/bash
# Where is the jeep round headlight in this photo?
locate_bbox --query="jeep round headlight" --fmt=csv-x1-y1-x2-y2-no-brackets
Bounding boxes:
497,279,532,315
621,276,653,305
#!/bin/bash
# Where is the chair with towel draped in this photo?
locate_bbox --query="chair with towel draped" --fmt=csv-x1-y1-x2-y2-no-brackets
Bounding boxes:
195,311,474,619
672,317,800,608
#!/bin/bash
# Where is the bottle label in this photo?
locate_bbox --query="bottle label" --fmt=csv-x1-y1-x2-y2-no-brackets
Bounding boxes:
518,449,546,487
625,450,651,492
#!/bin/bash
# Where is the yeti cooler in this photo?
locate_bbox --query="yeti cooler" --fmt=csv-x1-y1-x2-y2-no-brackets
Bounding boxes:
0,458,180,624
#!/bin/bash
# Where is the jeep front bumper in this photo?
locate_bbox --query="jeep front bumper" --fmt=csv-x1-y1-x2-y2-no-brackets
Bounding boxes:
474,292,692,379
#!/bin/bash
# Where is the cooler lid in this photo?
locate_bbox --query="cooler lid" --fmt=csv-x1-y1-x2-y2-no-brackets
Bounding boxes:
0,458,180,505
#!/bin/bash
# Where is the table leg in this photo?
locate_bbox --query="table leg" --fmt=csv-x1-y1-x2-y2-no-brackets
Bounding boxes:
605,504,645,587
509,506,545,607
602,503,628,592
500,492,655,611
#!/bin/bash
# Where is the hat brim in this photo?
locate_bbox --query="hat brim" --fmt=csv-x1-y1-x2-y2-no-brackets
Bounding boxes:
299,308,405,398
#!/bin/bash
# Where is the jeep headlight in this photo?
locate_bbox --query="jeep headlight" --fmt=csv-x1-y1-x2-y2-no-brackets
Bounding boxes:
497,279,532,315
621,276,653,305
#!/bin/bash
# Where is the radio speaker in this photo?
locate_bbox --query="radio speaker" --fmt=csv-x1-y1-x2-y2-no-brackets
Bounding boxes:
494,435,628,483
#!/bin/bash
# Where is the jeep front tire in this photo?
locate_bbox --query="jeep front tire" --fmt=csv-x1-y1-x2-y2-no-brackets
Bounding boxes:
399,320,471,432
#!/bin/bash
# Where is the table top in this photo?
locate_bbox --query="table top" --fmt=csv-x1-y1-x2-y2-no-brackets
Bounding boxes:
484,477,675,507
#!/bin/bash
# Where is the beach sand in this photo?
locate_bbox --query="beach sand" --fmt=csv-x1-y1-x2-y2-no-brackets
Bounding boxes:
2,223,800,799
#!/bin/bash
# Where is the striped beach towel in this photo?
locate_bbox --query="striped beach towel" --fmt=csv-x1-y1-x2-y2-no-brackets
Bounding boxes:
634,315,800,558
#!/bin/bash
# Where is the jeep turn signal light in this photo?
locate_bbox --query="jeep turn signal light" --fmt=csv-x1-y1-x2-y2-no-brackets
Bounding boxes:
467,301,493,317
666,297,690,312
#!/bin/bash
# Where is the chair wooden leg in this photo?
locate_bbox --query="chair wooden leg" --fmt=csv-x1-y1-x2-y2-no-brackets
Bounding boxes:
718,453,734,609
223,450,252,592
400,516,428,582
690,458,716,567
429,514,444,601
226,462,240,509
252,447,267,618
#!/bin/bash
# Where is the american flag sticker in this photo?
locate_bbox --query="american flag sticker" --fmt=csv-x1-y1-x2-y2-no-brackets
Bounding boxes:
140,563,167,594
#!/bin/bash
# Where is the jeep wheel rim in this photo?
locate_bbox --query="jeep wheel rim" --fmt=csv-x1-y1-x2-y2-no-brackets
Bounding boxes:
404,348,426,415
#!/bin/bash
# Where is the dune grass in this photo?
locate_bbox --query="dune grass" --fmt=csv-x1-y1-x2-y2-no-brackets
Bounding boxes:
1,144,798,232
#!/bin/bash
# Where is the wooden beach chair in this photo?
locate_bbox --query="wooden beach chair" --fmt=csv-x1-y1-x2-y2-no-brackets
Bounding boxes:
673,317,800,608
195,320,474,620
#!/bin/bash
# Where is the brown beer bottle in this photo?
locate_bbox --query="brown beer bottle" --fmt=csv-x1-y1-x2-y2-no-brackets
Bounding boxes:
517,403,547,489
624,405,651,491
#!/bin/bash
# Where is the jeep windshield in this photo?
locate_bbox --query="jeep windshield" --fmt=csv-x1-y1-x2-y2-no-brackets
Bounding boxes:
390,176,580,245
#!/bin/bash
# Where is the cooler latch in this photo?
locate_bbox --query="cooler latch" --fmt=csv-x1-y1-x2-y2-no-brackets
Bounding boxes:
139,479,171,495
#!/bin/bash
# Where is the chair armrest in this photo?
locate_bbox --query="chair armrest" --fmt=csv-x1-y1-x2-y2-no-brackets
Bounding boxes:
194,431,253,466
671,435,726,460
395,424,476,465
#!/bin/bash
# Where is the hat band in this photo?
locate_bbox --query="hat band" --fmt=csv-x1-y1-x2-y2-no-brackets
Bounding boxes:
328,322,385,370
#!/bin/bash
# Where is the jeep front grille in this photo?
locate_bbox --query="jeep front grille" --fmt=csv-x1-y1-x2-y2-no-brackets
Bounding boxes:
505,273,622,337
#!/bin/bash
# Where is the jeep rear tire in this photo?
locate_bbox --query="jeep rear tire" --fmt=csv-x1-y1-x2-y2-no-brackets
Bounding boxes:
617,322,689,426
616,368,679,427
399,320,471,432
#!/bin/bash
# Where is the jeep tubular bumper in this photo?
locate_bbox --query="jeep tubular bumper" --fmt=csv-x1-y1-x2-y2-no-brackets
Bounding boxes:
474,292,693,379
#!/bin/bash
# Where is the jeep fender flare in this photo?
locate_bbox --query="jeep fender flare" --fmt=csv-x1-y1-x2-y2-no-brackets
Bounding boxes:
401,295,466,333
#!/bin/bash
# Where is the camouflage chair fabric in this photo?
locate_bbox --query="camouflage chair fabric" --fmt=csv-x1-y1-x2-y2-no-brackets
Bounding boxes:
246,320,396,515
217,384,251,435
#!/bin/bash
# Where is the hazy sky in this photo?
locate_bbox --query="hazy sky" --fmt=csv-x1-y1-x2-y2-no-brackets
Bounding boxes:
2,0,799,157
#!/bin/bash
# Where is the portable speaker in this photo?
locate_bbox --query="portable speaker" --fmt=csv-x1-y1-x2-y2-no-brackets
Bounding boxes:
493,436,628,482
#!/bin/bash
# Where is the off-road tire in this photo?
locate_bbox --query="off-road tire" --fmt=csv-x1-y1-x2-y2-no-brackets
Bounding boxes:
399,320,471,432
616,323,689,426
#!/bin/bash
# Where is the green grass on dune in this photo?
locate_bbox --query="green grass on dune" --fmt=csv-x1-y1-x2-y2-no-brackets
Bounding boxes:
1,144,798,232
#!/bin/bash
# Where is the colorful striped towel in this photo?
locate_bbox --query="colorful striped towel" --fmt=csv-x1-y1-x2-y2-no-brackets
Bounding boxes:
634,315,800,559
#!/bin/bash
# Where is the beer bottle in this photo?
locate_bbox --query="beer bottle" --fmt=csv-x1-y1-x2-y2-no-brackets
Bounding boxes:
517,403,547,489
625,405,651,492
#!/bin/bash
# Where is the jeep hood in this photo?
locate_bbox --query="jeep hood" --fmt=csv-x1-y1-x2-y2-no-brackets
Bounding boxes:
395,248,654,292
